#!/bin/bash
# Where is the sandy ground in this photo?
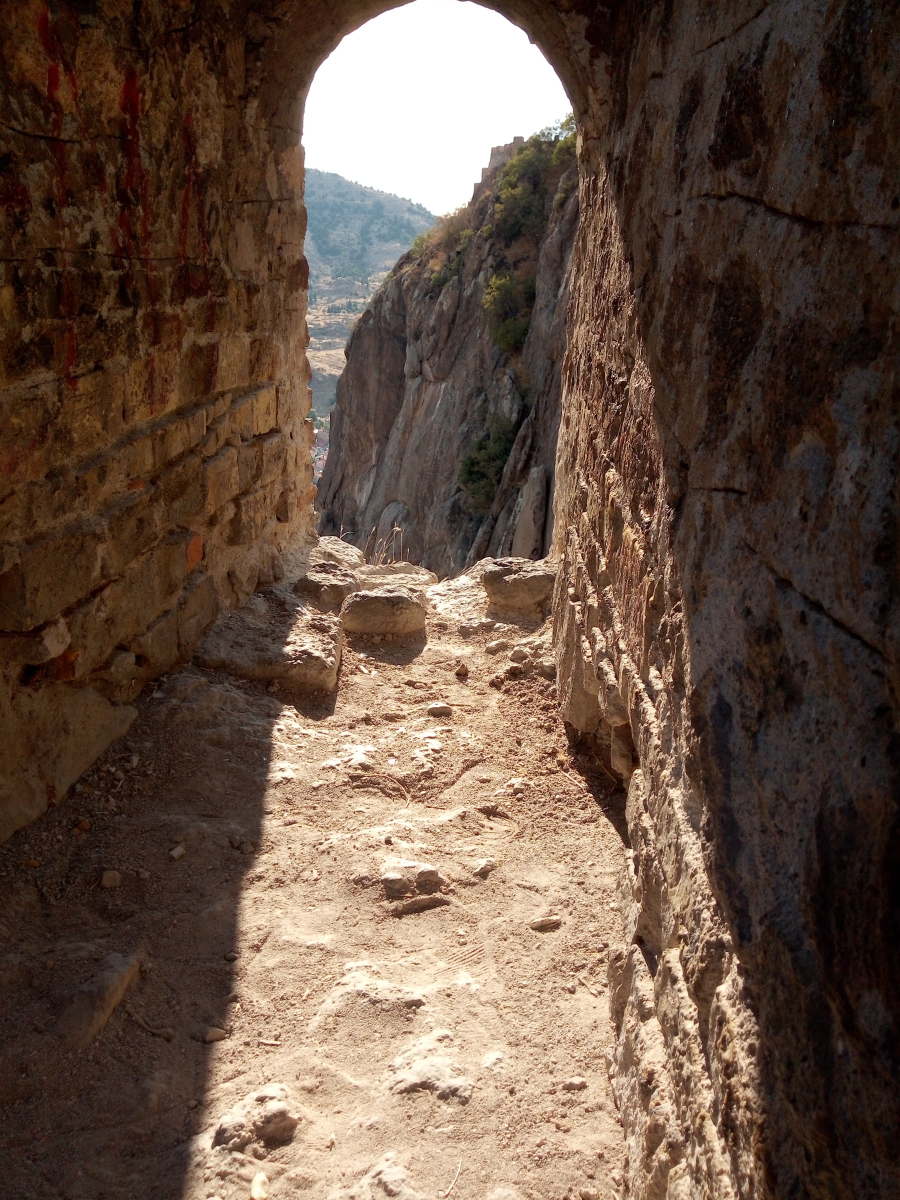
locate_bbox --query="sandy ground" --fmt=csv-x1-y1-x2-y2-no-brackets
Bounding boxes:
0,571,630,1200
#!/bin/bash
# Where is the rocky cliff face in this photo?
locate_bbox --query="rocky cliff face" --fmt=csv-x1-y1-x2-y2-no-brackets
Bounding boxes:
304,169,434,420
318,134,578,576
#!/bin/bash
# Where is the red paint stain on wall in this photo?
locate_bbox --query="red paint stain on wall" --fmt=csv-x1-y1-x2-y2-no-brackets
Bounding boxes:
186,533,204,573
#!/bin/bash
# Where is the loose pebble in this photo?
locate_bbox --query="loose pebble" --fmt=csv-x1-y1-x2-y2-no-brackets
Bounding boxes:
204,1026,228,1043
170,844,186,860
529,916,562,932
473,859,498,878
100,870,122,889
250,1172,269,1199
455,662,469,679
485,639,511,655
562,1076,588,1091
427,702,452,717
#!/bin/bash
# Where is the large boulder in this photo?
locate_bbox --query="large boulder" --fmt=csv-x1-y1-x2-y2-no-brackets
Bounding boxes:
482,557,556,613
312,536,366,570
195,590,342,691
293,561,360,610
340,587,426,636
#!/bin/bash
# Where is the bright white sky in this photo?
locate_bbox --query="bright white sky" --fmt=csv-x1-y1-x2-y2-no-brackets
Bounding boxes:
303,0,571,216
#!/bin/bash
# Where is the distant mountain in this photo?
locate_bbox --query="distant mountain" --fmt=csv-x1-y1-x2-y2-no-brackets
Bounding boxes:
304,171,435,433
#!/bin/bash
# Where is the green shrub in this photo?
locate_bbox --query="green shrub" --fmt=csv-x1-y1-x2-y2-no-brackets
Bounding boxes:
410,232,430,257
483,272,536,352
458,415,519,513
430,227,475,291
492,114,576,245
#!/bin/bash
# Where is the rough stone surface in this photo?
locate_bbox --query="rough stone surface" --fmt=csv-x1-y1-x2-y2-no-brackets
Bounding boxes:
292,561,360,611
212,1084,300,1151
340,589,427,637
482,557,556,614
56,953,140,1049
0,681,136,844
195,589,342,691
318,142,577,576
1,3,897,1198
312,536,367,571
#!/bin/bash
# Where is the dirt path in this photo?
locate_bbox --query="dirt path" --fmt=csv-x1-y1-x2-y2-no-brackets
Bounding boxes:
0,571,629,1200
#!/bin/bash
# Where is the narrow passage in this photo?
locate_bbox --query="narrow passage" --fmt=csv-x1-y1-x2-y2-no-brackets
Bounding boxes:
0,564,629,1200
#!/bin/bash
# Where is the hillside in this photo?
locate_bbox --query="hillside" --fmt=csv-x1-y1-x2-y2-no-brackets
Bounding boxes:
304,170,434,431
317,124,578,576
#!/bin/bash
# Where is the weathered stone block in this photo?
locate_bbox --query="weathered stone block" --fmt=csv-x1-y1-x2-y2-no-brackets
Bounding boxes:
196,592,342,691
177,339,219,408
178,571,219,655
129,605,180,678
482,558,556,613
56,953,140,1049
251,384,278,435
204,445,240,513
259,430,287,484
0,679,136,843
68,535,193,676
151,406,206,470
215,334,251,392
229,486,268,545
0,521,105,632
225,390,256,442
340,588,427,636
91,649,142,703
101,488,166,576
158,453,206,526
237,439,261,492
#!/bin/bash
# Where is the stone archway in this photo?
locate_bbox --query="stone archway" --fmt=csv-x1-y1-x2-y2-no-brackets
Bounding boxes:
1,2,898,1197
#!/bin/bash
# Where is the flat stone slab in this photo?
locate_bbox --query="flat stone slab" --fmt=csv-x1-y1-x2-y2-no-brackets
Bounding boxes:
56,952,140,1049
292,561,360,610
482,557,556,613
340,587,427,636
195,589,342,691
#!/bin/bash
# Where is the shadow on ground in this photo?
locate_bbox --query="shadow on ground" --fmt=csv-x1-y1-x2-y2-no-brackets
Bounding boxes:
0,628,325,1196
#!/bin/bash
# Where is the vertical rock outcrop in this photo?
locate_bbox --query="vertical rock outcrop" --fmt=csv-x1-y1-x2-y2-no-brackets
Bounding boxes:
551,10,900,1197
318,135,578,575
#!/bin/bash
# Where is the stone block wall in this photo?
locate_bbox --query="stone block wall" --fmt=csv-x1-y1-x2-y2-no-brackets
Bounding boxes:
0,3,315,842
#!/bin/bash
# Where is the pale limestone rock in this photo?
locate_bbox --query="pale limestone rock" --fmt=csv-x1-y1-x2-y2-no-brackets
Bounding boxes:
212,1084,299,1151
389,1030,472,1102
510,465,549,560
196,588,342,691
319,152,578,576
310,968,426,1030
482,558,556,613
312,536,366,570
293,561,360,610
332,1153,423,1200
340,588,426,636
